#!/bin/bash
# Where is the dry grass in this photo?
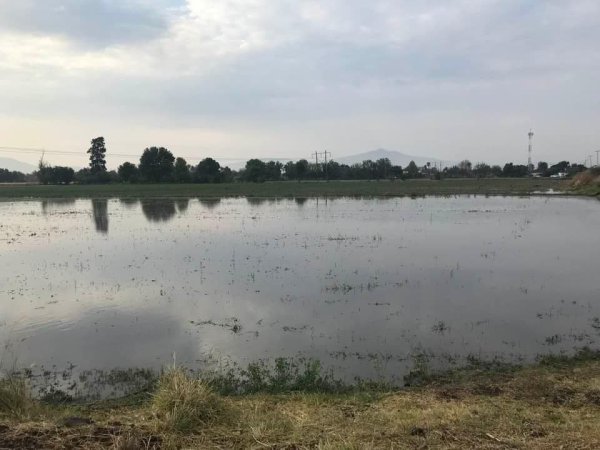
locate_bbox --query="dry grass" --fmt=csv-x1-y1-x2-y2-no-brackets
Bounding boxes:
152,368,229,433
571,168,600,195
0,378,37,419
0,356,599,449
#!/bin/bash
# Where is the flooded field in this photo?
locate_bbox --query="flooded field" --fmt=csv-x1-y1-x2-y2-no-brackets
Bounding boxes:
1,196,599,397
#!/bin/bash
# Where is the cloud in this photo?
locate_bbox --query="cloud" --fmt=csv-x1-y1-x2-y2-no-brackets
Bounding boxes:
0,0,186,48
0,0,599,165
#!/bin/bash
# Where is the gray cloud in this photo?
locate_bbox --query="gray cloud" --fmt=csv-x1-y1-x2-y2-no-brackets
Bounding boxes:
0,0,599,165
0,0,186,48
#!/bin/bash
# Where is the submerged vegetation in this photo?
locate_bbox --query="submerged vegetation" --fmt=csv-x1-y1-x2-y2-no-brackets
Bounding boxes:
0,351,599,449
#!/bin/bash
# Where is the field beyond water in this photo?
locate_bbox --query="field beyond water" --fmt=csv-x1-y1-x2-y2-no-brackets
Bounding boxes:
0,177,568,199
1,352,599,449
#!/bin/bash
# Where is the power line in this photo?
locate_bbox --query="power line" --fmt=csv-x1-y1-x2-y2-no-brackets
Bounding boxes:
0,146,293,162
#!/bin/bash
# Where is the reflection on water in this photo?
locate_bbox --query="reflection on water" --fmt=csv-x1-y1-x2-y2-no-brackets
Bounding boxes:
1,196,599,395
41,198,76,215
139,198,191,222
141,199,178,222
91,199,109,234
294,197,308,206
119,198,140,209
175,198,190,213
246,197,268,206
198,198,221,209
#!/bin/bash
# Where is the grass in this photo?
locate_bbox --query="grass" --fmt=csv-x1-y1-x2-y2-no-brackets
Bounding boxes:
0,378,37,419
0,177,569,200
152,368,228,433
1,351,599,448
570,168,600,196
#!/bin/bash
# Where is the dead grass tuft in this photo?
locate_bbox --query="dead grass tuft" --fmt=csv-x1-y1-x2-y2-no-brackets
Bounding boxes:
152,367,228,433
0,378,37,419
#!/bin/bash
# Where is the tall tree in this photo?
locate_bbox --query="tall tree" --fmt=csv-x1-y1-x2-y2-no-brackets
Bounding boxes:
139,147,175,182
87,137,107,173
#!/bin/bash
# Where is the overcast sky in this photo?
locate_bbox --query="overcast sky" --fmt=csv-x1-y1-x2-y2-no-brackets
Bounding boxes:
0,0,599,169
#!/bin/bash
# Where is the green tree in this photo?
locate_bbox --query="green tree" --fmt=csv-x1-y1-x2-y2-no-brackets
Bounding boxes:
220,166,234,183
195,157,221,183
36,161,75,184
375,158,392,179
458,160,472,175
139,147,175,182
87,137,107,174
284,161,297,180
390,165,403,179
295,159,309,180
502,163,528,177
473,163,492,177
265,161,283,180
118,162,138,182
0,169,25,182
174,157,191,183
244,159,267,182
405,160,420,178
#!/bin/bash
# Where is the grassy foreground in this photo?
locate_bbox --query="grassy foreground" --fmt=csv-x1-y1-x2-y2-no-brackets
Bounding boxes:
0,178,567,200
1,352,599,449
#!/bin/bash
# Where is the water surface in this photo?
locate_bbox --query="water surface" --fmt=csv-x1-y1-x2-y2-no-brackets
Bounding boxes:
1,196,599,395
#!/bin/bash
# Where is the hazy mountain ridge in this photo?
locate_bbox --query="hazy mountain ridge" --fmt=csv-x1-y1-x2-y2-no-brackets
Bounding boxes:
335,149,447,168
0,157,37,173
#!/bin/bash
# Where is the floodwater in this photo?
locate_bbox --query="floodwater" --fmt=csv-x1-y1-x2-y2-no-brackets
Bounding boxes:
1,196,599,395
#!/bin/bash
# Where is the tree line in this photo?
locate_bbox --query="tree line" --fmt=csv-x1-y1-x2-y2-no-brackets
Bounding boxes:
0,168,27,183
0,136,588,184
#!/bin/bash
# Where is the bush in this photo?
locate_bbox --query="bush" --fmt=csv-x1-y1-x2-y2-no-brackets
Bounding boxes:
152,368,227,432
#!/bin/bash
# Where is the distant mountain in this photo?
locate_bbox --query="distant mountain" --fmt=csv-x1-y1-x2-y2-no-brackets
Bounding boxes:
335,149,448,168
0,157,37,173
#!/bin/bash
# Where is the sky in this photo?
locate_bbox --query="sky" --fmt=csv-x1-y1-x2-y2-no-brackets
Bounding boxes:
0,0,599,169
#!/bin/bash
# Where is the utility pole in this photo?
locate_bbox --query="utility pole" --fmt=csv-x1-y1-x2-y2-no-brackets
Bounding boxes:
527,130,534,174
322,150,331,181
595,150,599,167
312,150,331,180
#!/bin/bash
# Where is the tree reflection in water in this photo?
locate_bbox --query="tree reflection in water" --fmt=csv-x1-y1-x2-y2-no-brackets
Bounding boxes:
294,197,308,207
119,198,140,209
141,199,178,223
40,199,76,215
91,199,109,234
198,198,221,210
175,198,190,213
